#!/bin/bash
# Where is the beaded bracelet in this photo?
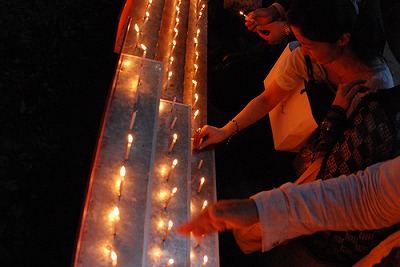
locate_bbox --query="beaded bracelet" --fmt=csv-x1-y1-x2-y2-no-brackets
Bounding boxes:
226,119,240,145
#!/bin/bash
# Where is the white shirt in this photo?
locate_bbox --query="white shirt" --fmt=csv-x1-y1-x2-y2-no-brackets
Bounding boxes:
251,156,400,265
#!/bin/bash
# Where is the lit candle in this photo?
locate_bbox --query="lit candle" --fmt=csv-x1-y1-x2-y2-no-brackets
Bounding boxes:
170,96,176,113
168,71,173,81
147,0,152,7
192,79,197,90
198,11,203,20
201,255,208,267
118,166,126,198
194,63,198,76
141,44,147,59
176,6,180,15
129,110,137,130
166,259,174,267
200,4,206,13
173,27,179,39
166,159,178,181
111,206,120,235
193,109,199,120
135,23,140,47
201,200,208,210
170,56,174,66
195,51,199,61
239,11,247,18
111,251,118,266
162,220,173,242
175,18,180,27
164,187,178,210
197,177,205,193
171,40,176,52
170,116,177,130
194,37,198,48
193,93,199,106
197,159,204,170
144,11,150,23
196,28,201,37
124,134,133,160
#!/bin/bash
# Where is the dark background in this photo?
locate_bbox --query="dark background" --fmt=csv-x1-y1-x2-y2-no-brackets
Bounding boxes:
1,0,124,265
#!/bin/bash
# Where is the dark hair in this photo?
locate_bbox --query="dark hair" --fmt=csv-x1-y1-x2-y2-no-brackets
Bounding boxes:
287,0,382,62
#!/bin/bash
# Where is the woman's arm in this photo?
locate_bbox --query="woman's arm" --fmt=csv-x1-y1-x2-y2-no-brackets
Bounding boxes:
254,156,400,251
195,81,290,149
177,157,400,252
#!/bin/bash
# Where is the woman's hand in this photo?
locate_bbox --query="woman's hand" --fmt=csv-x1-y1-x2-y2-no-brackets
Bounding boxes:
245,7,278,32
176,199,259,238
256,21,287,45
193,125,229,150
333,79,368,111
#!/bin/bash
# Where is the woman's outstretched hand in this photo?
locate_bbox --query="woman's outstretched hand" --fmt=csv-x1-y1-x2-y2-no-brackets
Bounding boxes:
333,79,368,111
176,199,259,238
193,125,228,150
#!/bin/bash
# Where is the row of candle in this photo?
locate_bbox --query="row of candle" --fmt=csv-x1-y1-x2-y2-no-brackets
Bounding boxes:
106,0,209,265
104,0,157,265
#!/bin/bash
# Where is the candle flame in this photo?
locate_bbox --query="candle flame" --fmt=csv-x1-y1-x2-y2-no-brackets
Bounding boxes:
192,79,197,85
119,166,126,177
174,28,178,33
194,110,199,118
170,56,174,62
141,44,147,51
168,71,173,77
172,187,178,194
145,11,150,18
111,251,117,261
200,177,205,185
195,93,199,101
135,23,139,33
128,134,133,143
173,40,176,46
168,220,173,228
176,18,180,23
202,200,208,209
194,37,198,44
172,159,178,166
113,206,120,218
176,6,180,12
203,255,208,263
197,29,200,35
169,259,174,264
173,133,177,140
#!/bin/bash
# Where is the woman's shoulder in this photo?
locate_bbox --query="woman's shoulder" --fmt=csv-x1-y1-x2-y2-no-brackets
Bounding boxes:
367,57,394,90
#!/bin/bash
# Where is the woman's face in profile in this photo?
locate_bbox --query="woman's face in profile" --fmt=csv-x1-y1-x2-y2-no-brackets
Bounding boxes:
291,26,344,65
